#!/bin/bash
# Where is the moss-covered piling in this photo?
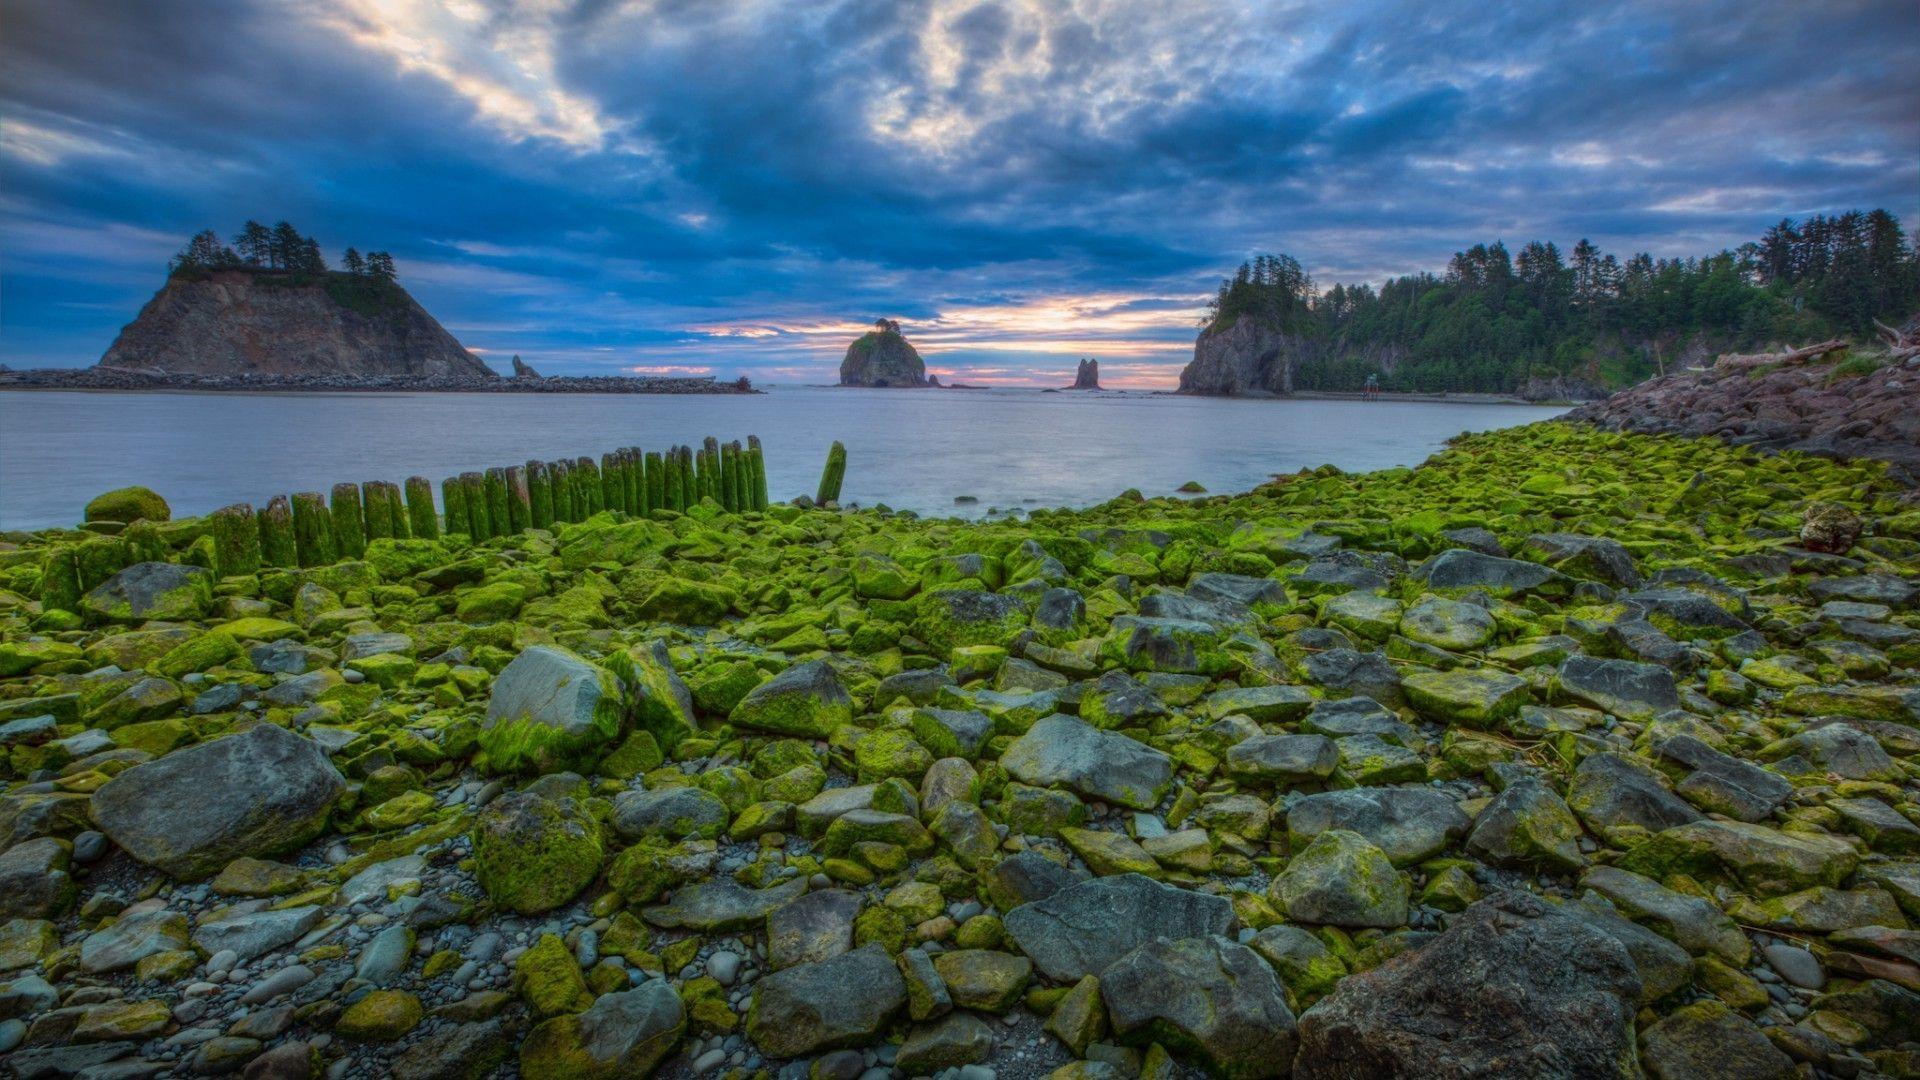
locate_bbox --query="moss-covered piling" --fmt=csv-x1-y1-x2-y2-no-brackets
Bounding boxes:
816,440,847,506
257,494,297,567
210,503,259,578
405,476,439,540
329,482,367,559
289,491,335,567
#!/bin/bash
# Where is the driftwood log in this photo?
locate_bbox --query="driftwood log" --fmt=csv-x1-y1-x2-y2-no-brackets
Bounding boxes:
1711,339,1847,374
1874,317,1920,362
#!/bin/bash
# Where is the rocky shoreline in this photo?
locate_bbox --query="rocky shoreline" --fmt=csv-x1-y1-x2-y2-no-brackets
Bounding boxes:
1566,346,1919,481
0,368,758,395
1,421,1917,1080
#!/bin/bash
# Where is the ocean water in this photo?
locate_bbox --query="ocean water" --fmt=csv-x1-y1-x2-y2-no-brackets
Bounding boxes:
0,386,1565,530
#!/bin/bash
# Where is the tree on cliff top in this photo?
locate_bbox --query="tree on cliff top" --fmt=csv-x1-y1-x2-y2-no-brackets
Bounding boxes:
167,220,396,283
1204,253,1314,333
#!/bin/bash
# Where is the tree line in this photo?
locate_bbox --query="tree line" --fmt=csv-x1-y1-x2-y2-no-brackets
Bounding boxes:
1206,209,1919,393
170,220,398,283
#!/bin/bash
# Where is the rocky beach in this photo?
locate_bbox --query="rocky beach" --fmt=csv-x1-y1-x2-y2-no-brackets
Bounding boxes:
0,401,1916,1080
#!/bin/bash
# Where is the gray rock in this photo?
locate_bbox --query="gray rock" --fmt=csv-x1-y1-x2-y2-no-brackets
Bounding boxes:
1268,829,1408,928
896,1011,995,1073
1417,549,1570,596
1003,873,1235,982
1653,734,1792,822
1283,787,1467,867
190,905,322,963
1554,656,1679,720
1101,936,1296,1079
1579,865,1749,965
1519,533,1643,588
0,837,74,919
1224,733,1339,786
393,1018,514,1080
1293,891,1642,1079
80,561,213,623
746,944,907,1058
612,786,729,841
1000,714,1172,811
768,888,863,970
78,903,189,973
1763,943,1825,990
1298,697,1415,745
1464,776,1587,873
89,723,344,880
481,645,623,773
643,877,809,931
355,923,414,986
1567,752,1702,844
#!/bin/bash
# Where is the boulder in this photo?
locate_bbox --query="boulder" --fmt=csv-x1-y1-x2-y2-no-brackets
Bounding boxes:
1554,656,1679,720
1268,829,1408,928
81,562,212,624
1003,873,1236,982
1293,891,1642,1079
481,646,625,774
1464,776,1587,873
521,981,684,1079
84,486,170,524
1000,714,1173,810
89,723,344,880
728,659,853,738
1567,752,1702,844
746,944,907,1057
1283,787,1467,866
471,791,604,914
1100,936,1297,1079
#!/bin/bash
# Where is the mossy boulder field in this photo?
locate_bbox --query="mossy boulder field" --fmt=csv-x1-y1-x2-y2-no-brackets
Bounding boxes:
2,420,1919,1080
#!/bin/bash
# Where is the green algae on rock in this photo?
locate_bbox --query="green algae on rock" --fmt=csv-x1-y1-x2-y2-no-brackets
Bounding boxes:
0,420,1916,1078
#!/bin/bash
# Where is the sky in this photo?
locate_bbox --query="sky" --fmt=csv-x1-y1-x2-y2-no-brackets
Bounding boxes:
1,0,1915,387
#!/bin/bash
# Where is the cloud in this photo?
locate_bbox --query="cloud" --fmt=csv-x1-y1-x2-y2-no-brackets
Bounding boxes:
0,0,1914,377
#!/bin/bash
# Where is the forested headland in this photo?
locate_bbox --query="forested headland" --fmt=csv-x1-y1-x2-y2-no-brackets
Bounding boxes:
1205,210,1919,394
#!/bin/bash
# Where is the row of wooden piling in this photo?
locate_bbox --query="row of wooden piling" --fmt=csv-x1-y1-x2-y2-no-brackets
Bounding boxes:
205,436,770,576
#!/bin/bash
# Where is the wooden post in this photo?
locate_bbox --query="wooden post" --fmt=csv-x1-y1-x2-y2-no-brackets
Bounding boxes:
484,467,512,536
406,477,439,540
440,477,467,536
816,441,846,506
645,451,665,513
260,494,298,565
601,452,624,514
505,465,532,533
330,482,367,559
550,459,573,522
574,456,601,517
211,503,260,577
625,448,644,514
679,446,697,509
461,472,491,539
290,492,336,566
748,435,768,510
527,461,553,529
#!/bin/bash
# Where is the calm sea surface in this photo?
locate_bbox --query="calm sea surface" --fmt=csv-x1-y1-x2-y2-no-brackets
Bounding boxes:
0,387,1565,530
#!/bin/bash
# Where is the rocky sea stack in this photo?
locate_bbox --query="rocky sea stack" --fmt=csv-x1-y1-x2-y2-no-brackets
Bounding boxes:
839,320,929,387
98,268,495,382
1177,316,1298,396
1066,359,1102,389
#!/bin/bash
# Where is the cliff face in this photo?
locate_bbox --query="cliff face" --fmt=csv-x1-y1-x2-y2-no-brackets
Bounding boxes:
98,270,496,381
839,321,929,387
1176,317,1296,396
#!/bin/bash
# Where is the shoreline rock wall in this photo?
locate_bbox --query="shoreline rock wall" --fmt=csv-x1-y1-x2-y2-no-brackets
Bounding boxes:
1566,351,1920,480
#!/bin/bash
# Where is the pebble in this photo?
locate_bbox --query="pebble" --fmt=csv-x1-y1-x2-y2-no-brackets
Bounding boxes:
1763,944,1825,990
708,950,742,986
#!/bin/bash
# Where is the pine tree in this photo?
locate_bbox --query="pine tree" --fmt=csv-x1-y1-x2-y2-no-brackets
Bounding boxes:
235,220,271,267
171,230,238,273
268,221,303,271
342,248,366,275
366,251,397,282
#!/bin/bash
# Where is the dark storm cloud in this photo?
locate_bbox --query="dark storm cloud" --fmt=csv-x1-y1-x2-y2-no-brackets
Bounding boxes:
2,0,1913,384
